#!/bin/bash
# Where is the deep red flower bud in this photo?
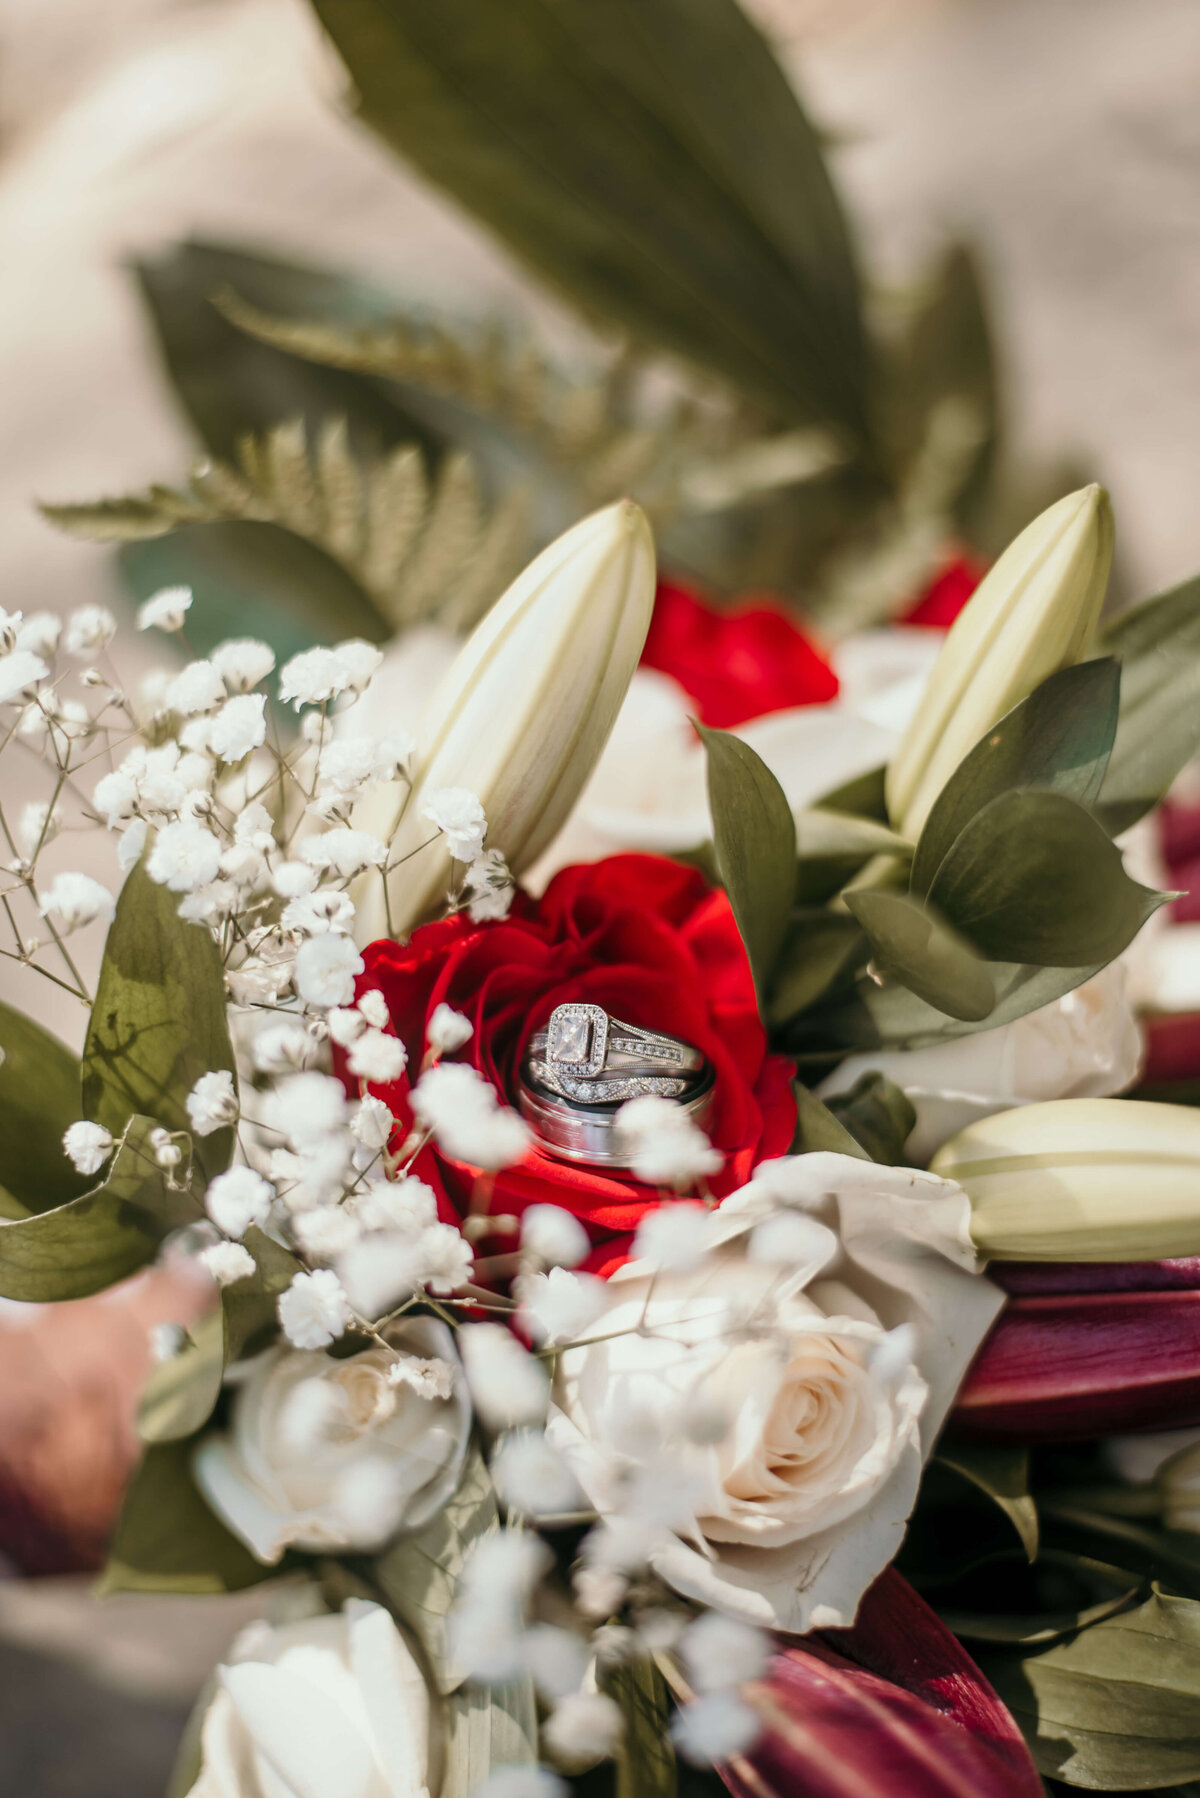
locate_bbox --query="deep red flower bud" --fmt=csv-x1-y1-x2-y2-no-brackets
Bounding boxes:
640,580,838,728
719,1570,1041,1798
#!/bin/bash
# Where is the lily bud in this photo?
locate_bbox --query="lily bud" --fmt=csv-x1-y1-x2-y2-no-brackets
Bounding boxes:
931,1097,1200,1262
886,485,1113,838
353,501,656,941
719,1571,1041,1798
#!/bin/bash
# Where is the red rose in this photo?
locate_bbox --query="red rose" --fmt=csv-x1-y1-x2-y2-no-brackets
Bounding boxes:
900,553,986,628
641,580,838,728
346,855,796,1273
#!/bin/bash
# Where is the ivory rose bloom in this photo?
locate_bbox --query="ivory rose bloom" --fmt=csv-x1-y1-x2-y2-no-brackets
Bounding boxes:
193,1320,468,1562
546,1153,1004,1632
187,1600,430,1798
819,960,1143,1164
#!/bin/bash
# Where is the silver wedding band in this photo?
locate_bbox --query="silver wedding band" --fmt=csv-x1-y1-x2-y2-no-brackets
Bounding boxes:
517,1002,713,1167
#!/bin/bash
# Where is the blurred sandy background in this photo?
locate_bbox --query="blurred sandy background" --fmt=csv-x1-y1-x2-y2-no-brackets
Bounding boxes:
0,0,1198,1791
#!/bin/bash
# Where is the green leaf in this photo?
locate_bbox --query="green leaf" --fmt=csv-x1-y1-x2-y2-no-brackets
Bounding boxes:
796,809,911,863
138,1228,301,1445
309,0,868,438
845,889,995,1022
911,659,1121,897
0,1117,198,1302
0,1001,90,1216
98,1438,270,1596
928,787,1166,966
980,1587,1200,1789
937,1443,1039,1562
790,1082,870,1160
443,1678,538,1798
816,763,889,821
815,956,1105,1056
941,1586,1140,1648
700,726,797,1003
82,861,237,1180
1096,573,1200,832
825,1071,916,1166
767,911,864,1025
601,1656,678,1798
374,1441,498,1691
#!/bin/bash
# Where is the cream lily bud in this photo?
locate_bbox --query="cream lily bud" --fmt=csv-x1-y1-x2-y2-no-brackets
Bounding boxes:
353,500,656,941
931,1097,1200,1262
886,485,1113,838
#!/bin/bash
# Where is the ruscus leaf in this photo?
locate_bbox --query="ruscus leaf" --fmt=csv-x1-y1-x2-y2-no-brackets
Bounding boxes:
936,1443,1038,1562
1096,572,1200,831
0,1000,91,1215
700,725,797,1004
846,888,995,1022
99,1439,272,1596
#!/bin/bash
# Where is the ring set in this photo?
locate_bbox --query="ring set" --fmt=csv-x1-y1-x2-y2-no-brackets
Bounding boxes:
516,1002,713,1167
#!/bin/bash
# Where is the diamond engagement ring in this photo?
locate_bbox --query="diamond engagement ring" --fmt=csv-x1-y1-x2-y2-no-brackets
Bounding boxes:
516,1001,714,1165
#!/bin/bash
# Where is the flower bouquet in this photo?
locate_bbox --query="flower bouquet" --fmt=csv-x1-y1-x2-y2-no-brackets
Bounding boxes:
8,2,1200,1795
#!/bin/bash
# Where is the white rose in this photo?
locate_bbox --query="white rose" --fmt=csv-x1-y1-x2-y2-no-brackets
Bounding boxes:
193,1319,469,1563
545,1152,1004,1632
819,960,1144,1164
187,1599,430,1798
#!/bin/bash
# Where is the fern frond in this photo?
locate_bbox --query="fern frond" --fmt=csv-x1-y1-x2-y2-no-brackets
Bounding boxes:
42,420,531,634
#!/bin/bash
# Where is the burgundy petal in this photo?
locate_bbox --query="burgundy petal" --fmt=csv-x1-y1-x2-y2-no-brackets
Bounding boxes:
954,1287,1200,1438
991,1257,1200,1296
1143,1011,1200,1084
718,1572,1041,1798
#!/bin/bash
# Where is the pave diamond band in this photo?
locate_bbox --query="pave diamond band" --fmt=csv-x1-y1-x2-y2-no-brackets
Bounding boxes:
518,1002,712,1166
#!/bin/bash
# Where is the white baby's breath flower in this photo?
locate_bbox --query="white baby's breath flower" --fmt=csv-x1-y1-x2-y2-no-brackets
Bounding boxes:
64,605,116,657
358,988,390,1029
464,848,515,923
178,880,239,924
459,1323,549,1430
147,819,222,892
410,1061,531,1170
272,861,317,901
671,1693,761,1766
186,1069,238,1137
201,1241,256,1287
206,1167,274,1240
136,585,192,632
252,1022,315,1075
347,1029,407,1084
117,818,148,873
352,1177,436,1236
265,1070,349,1150
632,1203,713,1273
16,800,60,859
336,639,384,694
338,1231,423,1319
317,736,411,798
210,693,267,762
422,786,487,863
165,659,225,715
543,1693,623,1767
293,1204,361,1260
15,613,60,659
616,1094,722,1190
283,891,356,936
518,1267,607,1348
492,1430,582,1518
350,1104,394,1163
427,1002,473,1055
278,1268,353,1349
278,642,375,708
0,650,48,706
211,637,276,691
62,1119,112,1176
327,1006,366,1047
388,1355,456,1401
415,1221,473,1294
38,872,115,932
521,1204,589,1270
295,932,364,1008
680,1613,769,1693
301,828,387,878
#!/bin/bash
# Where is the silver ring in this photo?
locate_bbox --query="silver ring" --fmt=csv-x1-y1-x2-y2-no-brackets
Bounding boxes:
530,1003,704,1088
516,1064,716,1167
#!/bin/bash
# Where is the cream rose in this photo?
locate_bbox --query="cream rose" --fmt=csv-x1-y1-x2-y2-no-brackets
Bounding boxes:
193,1319,469,1563
187,1599,430,1798
819,960,1143,1164
545,1153,1004,1632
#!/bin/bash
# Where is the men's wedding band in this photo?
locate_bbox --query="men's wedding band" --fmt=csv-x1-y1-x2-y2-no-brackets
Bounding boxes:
516,1064,716,1168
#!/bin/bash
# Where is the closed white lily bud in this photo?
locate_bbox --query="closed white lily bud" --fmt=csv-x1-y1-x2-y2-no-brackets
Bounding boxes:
931,1097,1200,1261
886,485,1113,838
353,501,655,941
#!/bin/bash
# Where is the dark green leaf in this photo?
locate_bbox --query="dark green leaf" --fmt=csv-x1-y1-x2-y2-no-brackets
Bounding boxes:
937,1443,1038,1562
796,809,910,863
790,1082,870,1160
825,1071,916,1166
138,1228,300,1445
980,1587,1200,1789
941,1587,1139,1648
309,0,868,437
82,861,237,1180
929,788,1166,966
700,726,796,1003
816,762,889,821
1096,574,1200,832
0,1001,90,1216
374,1441,497,1691
1042,1503,1200,1604
767,911,864,1024
0,1117,198,1302
911,660,1121,897
119,521,387,670
846,888,995,1021
809,956,1104,1056
98,1439,270,1596
601,1656,677,1798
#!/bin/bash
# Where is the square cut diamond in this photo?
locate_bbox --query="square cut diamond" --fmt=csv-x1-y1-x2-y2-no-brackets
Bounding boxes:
546,1003,608,1076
